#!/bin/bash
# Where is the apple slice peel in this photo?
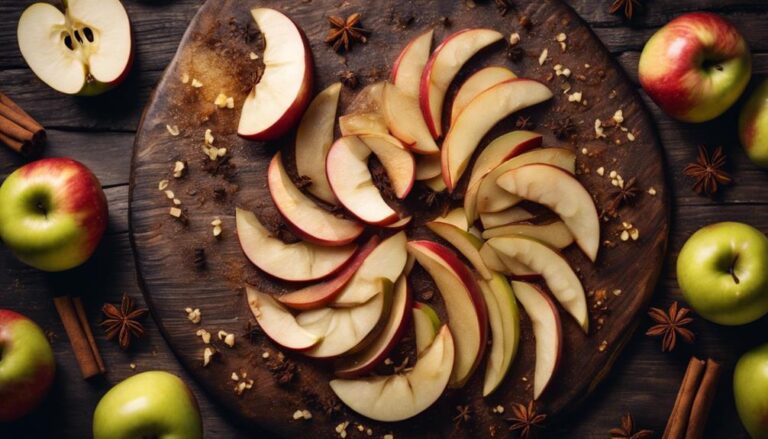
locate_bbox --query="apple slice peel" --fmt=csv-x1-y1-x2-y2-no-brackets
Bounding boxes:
245,286,320,351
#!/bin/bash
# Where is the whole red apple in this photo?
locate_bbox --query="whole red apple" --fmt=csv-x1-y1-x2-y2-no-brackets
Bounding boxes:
638,12,751,123
0,309,56,421
0,158,108,271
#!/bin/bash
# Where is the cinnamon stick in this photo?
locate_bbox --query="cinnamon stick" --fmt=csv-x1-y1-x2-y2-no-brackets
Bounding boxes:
663,357,706,439
53,295,103,379
72,297,106,374
685,359,722,439
0,91,45,156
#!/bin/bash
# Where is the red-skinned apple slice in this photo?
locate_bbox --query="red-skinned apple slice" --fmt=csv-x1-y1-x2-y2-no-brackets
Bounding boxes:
235,207,356,282
413,302,440,355
278,236,381,311
245,285,320,350
426,221,492,280
480,273,520,396
238,8,313,141
391,30,434,99
441,79,553,191
268,152,363,246
339,112,388,137
451,66,517,125
334,277,412,378
482,221,574,249
407,240,488,387
495,164,600,261
510,281,562,400
434,207,469,231
474,147,576,216
329,325,455,422
295,83,341,204
326,137,399,226
18,0,133,96
359,133,416,199
420,28,504,138
382,83,439,154
479,207,533,229
415,155,442,180
489,236,588,331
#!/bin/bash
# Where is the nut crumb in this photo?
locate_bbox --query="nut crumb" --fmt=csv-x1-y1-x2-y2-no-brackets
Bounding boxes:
158,179,169,191
191,78,203,88
648,187,657,196
509,32,521,46
596,167,605,176
204,129,214,145
185,307,202,324
166,124,180,136
169,207,183,218
130,363,136,370
181,73,189,84
173,161,186,178
612,109,624,125
568,91,583,103
262,351,270,359
249,52,259,60
538,48,548,65
231,372,240,381
598,340,608,352
172,198,182,206
203,347,214,366
594,119,606,139
196,328,211,344
627,132,636,142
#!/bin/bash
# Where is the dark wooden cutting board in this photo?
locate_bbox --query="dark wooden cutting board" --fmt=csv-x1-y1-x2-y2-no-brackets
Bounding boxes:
129,0,669,437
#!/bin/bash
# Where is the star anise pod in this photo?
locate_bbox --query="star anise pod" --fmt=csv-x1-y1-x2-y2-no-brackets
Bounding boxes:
646,301,695,352
610,413,653,439
506,401,546,438
100,293,149,351
453,405,472,426
553,117,576,140
605,177,641,215
683,145,732,196
495,0,514,16
516,116,534,130
609,0,642,19
326,13,369,52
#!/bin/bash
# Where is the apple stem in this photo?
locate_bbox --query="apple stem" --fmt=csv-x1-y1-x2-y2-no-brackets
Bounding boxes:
729,254,740,284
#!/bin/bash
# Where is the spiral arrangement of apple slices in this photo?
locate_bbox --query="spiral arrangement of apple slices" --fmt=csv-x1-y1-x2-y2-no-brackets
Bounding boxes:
236,8,601,422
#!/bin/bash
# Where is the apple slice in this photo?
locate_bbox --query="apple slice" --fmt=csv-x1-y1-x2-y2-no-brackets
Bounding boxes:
433,207,469,231
474,147,577,215
326,137,399,226
495,164,600,261
420,28,504,138
510,281,562,400
391,30,434,99
298,280,390,359
467,131,543,189
478,242,536,278
268,152,363,246
489,236,588,331
424,175,447,192
413,302,441,355
479,207,534,230
236,208,356,282
329,325,455,422
480,273,520,396
334,277,412,378
278,236,381,311
238,8,313,141
347,82,386,115
482,221,574,249
339,112,388,137
451,66,517,125
382,83,439,154
295,83,341,204
333,232,408,307
245,285,320,350
18,0,133,96
441,79,553,191
359,133,416,199
415,155,442,181
426,221,492,280
407,240,487,387
383,216,413,230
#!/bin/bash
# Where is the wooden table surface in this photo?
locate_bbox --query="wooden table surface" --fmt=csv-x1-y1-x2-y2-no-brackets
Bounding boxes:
1,0,766,437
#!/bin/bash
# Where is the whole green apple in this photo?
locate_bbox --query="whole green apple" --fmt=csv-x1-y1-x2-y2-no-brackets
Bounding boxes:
740,79,768,168
0,158,108,272
734,343,768,438
677,222,768,325
93,371,203,439
0,309,56,421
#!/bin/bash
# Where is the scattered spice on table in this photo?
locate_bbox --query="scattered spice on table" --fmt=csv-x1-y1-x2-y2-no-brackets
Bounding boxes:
495,0,514,16
100,293,149,351
552,117,576,140
506,401,546,438
609,413,653,439
683,145,732,196
326,13,369,52
453,405,472,427
646,301,695,352
338,70,359,89
609,0,642,19
605,176,640,215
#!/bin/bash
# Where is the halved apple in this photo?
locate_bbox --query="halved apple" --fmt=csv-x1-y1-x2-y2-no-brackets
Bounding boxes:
480,273,520,396
441,79,553,191
246,285,320,351
382,82,439,154
334,276,412,378
415,154,442,181
326,136,399,226
18,0,133,95
391,29,434,99
329,325,455,422
433,207,469,231
479,207,533,230
339,112,388,137
413,302,440,355
425,221,492,280
495,164,600,261
278,236,381,311
333,232,408,307
420,28,504,138
268,152,363,246
407,240,487,387
236,208,356,282
489,236,588,331
450,66,517,125
359,133,416,199
295,82,341,204
510,281,562,400
238,8,313,141
482,221,574,249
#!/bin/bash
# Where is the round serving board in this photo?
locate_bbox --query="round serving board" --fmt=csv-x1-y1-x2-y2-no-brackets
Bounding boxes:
130,0,669,437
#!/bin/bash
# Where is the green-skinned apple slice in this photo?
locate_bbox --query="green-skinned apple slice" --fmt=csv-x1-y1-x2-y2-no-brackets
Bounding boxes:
245,285,320,351
489,236,588,331
511,281,562,400
359,133,416,199
450,66,517,125
479,207,534,230
480,273,520,396
495,164,600,261
329,325,454,422
413,301,440,355
426,221,492,280
482,221,574,249
236,208,356,282
382,82,439,154
391,29,434,99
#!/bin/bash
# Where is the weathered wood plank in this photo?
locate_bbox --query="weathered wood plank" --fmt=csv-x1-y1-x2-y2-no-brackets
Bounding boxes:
568,0,768,27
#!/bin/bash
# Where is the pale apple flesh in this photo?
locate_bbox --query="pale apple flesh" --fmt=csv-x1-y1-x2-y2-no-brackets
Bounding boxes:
359,133,416,199
413,302,440,355
433,207,469,231
478,243,536,278
382,82,439,154
246,286,320,350
339,112,388,137
482,220,575,249
391,30,434,99
479,207,534,229
383,215,413,230
426,221,493,280
424,175,447,192
451,66,517,125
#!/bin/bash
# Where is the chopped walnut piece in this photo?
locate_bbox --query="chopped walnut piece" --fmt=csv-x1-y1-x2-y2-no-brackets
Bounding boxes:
191,78,203,88
214,93,228,108
212,218,223,238
203,347,214,366
204,129,214,145
185,307,202,324
173,161,186,178
627,132,636,142
509,32,521,46
196,328,211,344
181,73,190,84
166,124,180,136
158,179,169,191
538,48,548,65
597,167,605,176
595,119,606,139
169,207,183,218
249,52,259,60
648,187,657,196
226,97,235,109
599,340,608,352
568,91,583,103
612,109,624,124
556,32,567,51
